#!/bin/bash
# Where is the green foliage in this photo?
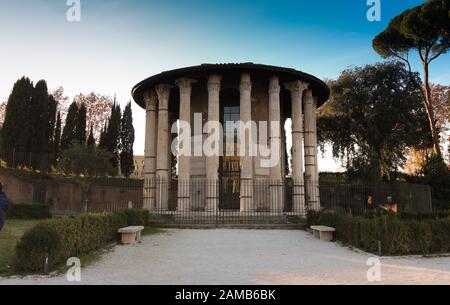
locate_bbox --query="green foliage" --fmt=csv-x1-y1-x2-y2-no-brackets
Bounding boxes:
61,102,79,151
15,223,62,272
307,210,450,256
7,204,52,220
104,101,121,173
409,156,450,210
120,102,135,178
14,210,149,273
98,123,108,149
399,210,450,220
373,0,450,158
58,144,115,177
317,62,430,181
372,13,416,65
47,96,58,167
28,80,53,171
75,103,87,145
400,0,449,55
116,209,149,226
87,127,96,149
53,111,62,166
1,77,33,167
2,166,143,187
1,77,57,172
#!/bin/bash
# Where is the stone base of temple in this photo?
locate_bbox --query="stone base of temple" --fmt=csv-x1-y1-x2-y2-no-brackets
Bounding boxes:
149,210,308,224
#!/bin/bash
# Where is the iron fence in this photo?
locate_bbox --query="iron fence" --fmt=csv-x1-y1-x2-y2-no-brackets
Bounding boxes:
0,159,433,221
317,181,433,215
145,178,433,224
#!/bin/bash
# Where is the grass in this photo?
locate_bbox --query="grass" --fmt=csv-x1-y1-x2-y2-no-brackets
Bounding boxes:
0,219,43,276
142,227,165,236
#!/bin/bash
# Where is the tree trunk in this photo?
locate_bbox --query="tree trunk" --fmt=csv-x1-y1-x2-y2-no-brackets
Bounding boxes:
422,61,443,159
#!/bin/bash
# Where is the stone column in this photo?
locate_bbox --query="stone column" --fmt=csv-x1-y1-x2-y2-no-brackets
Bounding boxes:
285,80,309,216
205,75,221,212
143,90,158,211
176,78,196,212
304,90,320,211
240,73,254,213
313,97,321,209
155,84,172,211
268,76,283,212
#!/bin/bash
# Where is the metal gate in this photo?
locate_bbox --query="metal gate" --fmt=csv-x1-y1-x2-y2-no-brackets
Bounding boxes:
219,158,241,211
32,181,47,204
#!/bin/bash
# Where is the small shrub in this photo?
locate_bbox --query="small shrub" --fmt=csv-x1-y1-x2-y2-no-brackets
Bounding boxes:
15,224,62,272
7,204,52,219
116,209,149,226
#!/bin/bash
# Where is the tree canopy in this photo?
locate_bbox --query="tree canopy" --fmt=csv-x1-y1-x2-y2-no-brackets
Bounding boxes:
120,102,135,178
317,62,431,181
61,102,79,151
1,77,33,167
373,0,450,158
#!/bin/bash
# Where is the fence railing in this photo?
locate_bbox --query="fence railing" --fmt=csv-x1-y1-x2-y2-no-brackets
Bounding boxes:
0,160,433,221
318,181,432,215
143,178,433,224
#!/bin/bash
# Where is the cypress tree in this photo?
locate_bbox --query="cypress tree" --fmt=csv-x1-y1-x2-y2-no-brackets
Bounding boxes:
1,77,33,167
53,111,62,166
75,102,87,145
105,101,121,173
47,95,57,160
28,80,50,170
61,102,79,151
87,127,96,149
99,123,107,149
120,102,135,178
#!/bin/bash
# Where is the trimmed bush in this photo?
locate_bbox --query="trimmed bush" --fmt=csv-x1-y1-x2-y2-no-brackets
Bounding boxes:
116,209,150,226
398,211,450,221
15,223,63,272
7,204,52,219
307,210,450,256
15,209,149,273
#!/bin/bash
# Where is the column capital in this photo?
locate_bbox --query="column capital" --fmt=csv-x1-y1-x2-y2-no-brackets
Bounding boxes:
155,84,173,110
240,73,252,92
207,75,222,93
143,90,157,111
285,80,309,94
175,78,197,94
269,76,280,95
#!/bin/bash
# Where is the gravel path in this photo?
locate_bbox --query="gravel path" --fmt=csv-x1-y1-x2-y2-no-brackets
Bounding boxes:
1,229,449,285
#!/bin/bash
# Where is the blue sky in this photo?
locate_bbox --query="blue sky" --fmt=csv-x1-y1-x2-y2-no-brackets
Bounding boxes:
0,0,448,170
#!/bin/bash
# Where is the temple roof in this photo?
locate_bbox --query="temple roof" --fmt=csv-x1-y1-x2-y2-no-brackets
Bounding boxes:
132,63,330,109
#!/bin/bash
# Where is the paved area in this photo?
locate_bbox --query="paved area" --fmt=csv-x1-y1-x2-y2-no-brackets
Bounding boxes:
1,229,449,285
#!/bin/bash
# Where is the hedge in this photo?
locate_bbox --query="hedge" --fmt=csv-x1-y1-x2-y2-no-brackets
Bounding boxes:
7,204,52,219
307,211,450,256
398,211,450,221
15,209,149,273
